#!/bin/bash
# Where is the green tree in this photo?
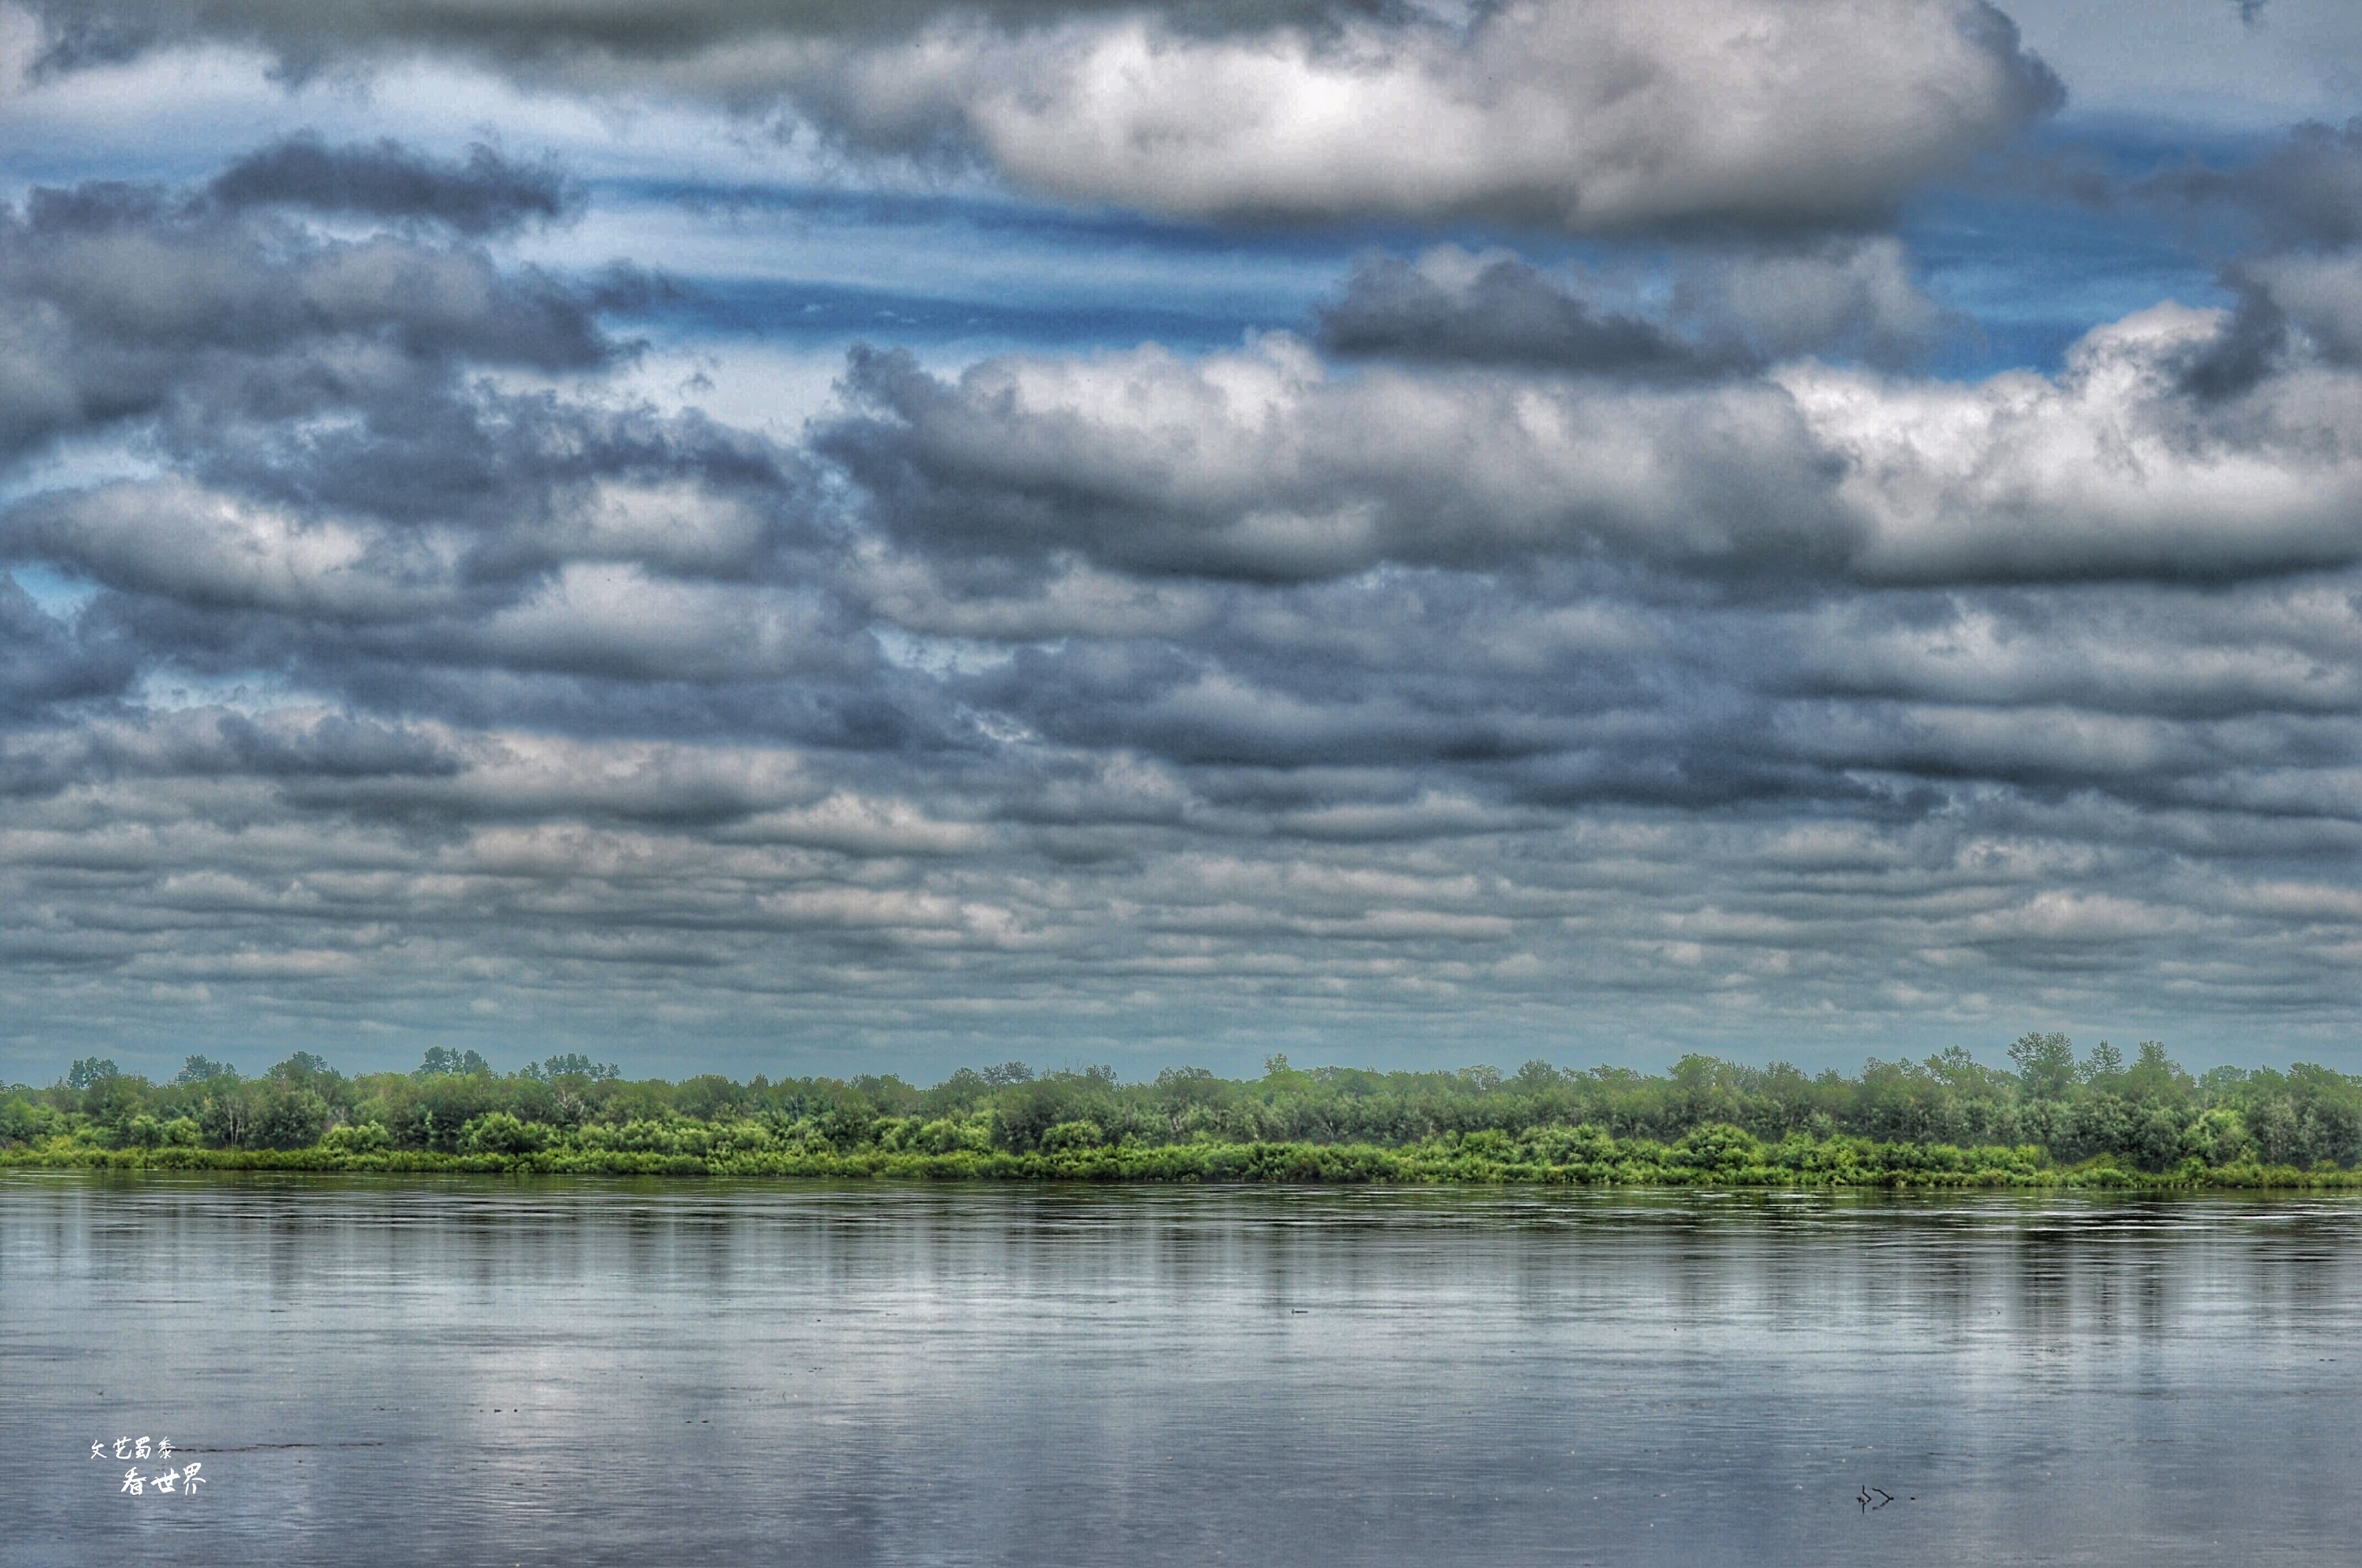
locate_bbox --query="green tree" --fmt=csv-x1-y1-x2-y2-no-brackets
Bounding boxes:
524,1053,618,1082
270,1052,342,1091
251,1089,331,1150
1154,1066,1224,1137
2079,1041,2125,1084
66,1057,119,1090
2008,1032,2076,1100
2123,1041,2192,1107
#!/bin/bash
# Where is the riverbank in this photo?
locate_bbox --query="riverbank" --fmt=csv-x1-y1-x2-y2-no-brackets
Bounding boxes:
15,1038,2362,1188
7,1130,2356,1187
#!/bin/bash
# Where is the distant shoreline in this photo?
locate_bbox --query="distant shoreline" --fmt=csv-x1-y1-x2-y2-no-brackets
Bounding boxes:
13,1037,2362,1190
7,1138,2359,1189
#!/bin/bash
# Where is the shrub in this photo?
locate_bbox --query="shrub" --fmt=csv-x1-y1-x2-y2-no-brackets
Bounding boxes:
0,1096,54,1146
1040,1119,1106,1152
460,1112,550,1156
912,1116,990,1155
320,1122,392,1155
1673,1123,1763,1173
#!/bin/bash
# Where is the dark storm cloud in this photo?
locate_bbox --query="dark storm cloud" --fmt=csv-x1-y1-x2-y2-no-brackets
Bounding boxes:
2142,117,2362,250
0,176,620,464
0,707,461,801
916,568,2360,819
1316,253,1733,375
0,573,139,716
2134,121,2362,393
1316,240,1948,374
208,135,583,236
2172,277,2290,398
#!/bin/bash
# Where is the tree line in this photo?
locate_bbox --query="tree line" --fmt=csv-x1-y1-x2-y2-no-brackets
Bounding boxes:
5,1034,2361,1184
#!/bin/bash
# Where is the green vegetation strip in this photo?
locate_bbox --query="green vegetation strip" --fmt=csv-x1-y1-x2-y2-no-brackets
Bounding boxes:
8,1034,2362,1188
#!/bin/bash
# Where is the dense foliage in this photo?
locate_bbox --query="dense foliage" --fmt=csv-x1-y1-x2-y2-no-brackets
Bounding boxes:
6,1036,2362,1186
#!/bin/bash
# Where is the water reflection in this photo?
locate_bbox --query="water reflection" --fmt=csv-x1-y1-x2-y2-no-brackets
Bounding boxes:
8,1176,2362,1566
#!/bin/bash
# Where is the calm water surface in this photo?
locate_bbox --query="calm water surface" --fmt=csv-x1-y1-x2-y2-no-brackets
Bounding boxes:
6,1174,2362,1566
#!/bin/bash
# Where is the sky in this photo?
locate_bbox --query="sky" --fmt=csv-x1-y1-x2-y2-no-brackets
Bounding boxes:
1,0,2359,1083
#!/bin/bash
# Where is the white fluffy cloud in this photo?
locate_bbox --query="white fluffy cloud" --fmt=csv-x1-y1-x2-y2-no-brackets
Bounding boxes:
783,0,2060,227
1797,304,2362,582
18,0,2060,230
828,302,2362,587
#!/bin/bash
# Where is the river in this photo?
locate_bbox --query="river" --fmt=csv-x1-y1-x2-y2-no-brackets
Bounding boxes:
6,1174,2360,1565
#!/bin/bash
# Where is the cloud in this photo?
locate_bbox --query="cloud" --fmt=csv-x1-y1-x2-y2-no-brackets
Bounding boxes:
23,0,2061,231
1781,584,2362,719
0,571,139,716
1317,239,1950,374
0,151,929,771
20,0,1393,76
6,479,458,622
1316,250,1735,375
1794,303,2362,582
802,0,2060,228
207,134,583,235
0,173,621,464
826,304,2362,590
2,127,2359,1073
2142,116,2362,250
2130,123,2362,395
2238,247,2362,347
820,335,1848,582
1674,236,1949,366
